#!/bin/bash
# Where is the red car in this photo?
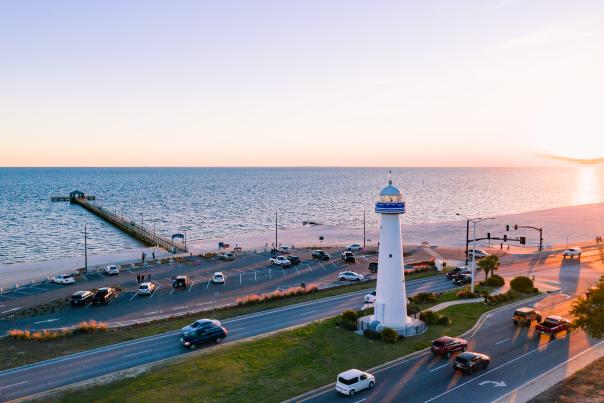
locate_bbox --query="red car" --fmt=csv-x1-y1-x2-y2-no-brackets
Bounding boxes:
431,336,468,358
535,316,571,338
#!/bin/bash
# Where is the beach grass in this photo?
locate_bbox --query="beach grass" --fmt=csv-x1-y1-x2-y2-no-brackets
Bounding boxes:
49,302,496,403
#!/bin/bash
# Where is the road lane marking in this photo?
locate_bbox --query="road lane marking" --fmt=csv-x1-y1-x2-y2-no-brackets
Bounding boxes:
299,309,319,316
495,337,511,345
240,273,242,285
229,327,245,332
430,363,450,372
1,307,21,314
254,271,257,281
0,381,28,390
33,319,59,325
307,264,313,272
123,349,153,358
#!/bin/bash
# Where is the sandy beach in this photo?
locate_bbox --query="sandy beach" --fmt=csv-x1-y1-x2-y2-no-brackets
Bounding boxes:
2,202,603,290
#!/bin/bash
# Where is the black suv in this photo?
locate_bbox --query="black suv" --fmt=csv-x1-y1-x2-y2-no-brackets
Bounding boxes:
453,352,490,374
172,276,192,289
287,256,301,265
70,290,94,306
368,262,378,273
341,251,356,264
92,287,118,305
180,325,228,349
312,250,330,261
453,274,472,285
447,267,469,280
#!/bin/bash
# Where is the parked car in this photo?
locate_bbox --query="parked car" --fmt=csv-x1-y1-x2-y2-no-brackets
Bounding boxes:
364,290,376,304
341,251,356,263
453,274,472,285
447,266,469,280
335,369,375,397
212,272,225,284
453,352,490,374
368,262,378,273
339,271,364,282
287,255,301,265
346,244,362,252
104,264,120,275
137,282,157,295
277,245,291,254
218,253,235,261
180,324,228,349
51,274,75,285
312,250,330,261
181,318,222,336
431,336,468,358
563,247,582,258
92,287,117,305
535,316,571,338
467,249,490,259
70,290,94,306
513,307,542,327
269,256,291,267
172,275,192,289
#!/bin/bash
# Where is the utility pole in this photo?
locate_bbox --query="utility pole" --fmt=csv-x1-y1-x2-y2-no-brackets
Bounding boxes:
275,211,278,251
465,219,470,265
457,213,495,293
84,224,88,271
363,210,366,248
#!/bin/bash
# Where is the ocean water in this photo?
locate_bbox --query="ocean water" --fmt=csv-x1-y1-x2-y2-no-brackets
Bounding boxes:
1,167,603,264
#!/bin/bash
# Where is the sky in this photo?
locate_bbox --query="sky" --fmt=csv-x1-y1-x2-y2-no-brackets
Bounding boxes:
1,0,603,167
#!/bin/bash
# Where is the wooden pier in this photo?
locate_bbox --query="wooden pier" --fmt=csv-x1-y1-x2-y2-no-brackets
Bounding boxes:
51,190,187,253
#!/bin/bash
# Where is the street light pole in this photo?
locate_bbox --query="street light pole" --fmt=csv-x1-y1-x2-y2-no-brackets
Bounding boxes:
457,213,495,293
84,224,88,271
275,211,278,251
140,213,144,229
363,210,366,248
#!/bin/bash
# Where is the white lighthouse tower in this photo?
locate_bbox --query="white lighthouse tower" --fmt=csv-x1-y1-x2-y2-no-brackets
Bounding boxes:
371,176,413,332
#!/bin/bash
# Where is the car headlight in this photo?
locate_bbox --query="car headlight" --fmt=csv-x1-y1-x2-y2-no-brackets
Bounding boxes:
180,338,184,342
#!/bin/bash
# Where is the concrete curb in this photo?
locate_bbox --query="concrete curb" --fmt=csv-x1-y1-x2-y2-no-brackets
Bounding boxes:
494,340,604,403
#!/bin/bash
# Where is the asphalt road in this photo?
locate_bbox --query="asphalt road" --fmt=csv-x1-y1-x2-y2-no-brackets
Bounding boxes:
0,275,455,402
297,248,604,403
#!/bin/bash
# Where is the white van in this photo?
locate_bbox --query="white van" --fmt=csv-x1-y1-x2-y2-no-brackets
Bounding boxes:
335,369,375,397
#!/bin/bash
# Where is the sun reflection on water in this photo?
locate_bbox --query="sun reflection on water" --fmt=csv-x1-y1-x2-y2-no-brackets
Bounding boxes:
572,166,603,205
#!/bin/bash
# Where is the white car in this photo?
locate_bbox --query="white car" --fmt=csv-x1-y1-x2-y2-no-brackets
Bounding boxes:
137,282,157,295
277,245,291,254
270,256,291,266
217,253,235,261
181,318,221,336
364,290,376,304
347,244,362,251
563,247,582,258
336,369,375,397
105,264,120,275
212,272,225,284
339,271,364,282
51,274,75,285
468,249,489,259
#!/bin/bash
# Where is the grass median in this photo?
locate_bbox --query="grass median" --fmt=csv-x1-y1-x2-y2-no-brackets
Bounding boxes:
0,271,443,371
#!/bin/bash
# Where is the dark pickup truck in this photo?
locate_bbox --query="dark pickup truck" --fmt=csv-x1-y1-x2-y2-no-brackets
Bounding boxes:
535,316,571,338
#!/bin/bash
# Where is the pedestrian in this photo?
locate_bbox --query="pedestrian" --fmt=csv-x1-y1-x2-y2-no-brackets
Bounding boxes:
142,252,145,262
136,274,140,283
500,243,503,250
147,273,151,281
152,251,155,260
507,244,510,251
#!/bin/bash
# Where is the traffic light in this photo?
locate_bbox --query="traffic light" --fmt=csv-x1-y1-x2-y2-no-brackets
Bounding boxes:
506,225,510,231
487,232,491,240
503,234,507,242
519,236,526,245
514,224,519,230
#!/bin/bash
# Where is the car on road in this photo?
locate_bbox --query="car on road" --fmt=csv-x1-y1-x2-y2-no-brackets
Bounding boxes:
70,290,94,306
104,264,120,275
218,253,235,261
180,324,228,349
287,255,301,265
92,287,117,305
563,247,582,258
453,352,490,374
270,255,291,267
467,249,490,259
513,307,542,328
346,244,362,252
453,274,472,285
431,336,468,358
364,290,376,304
447,266,470,280
535,316,571,338
137,282,157,295
51,274,75,285
339,271,364,282
335,369,375,397
181,318,222,336
341,251,356,264
368,262,378,273
312,250,330,261
212,272,225,284
172,275,192,289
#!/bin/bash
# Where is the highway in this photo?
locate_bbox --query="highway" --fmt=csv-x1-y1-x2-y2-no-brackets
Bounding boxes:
0,275,454,402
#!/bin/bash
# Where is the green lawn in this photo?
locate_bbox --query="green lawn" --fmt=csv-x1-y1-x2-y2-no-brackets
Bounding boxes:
50,299,497,403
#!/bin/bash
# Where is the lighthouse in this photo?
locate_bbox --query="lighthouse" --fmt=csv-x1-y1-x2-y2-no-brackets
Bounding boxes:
372,176,412,331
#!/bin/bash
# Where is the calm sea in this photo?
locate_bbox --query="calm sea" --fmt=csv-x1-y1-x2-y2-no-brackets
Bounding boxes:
1,167,603,264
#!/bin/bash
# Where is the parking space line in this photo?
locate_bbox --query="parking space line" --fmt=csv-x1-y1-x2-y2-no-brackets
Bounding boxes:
149,285,159,298
331,262,338,270
206,280,211,289
306,264,313,272
281,268,286,277
129,293,138,302
169,288,175,296
240,273,242,285
319,262,326,271
268,269,272,279
295,266,300,275
254,271,257,281
188,281,194,292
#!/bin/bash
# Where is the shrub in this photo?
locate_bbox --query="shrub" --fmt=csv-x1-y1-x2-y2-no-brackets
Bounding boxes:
381,327,398,343
341,319,358,331
411,292,438,304
420,310,440,325
363,329,382,340
505,290,516,300
234,284,318,306
485,275,505,287
8,321,107,341
342,310,359,323
456,290,478,299
438,315,452,326
407,304,421,315
510,276,534,293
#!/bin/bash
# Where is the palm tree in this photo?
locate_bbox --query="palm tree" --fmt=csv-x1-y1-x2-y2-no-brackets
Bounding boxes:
477,255,499,280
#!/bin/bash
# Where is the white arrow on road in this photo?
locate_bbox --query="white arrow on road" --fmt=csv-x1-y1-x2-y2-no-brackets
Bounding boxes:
479,381,507,387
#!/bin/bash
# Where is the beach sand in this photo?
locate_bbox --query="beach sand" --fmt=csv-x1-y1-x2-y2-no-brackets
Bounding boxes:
1,202,603,290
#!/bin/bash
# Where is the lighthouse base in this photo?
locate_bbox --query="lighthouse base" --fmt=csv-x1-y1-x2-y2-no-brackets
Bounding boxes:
358,315,427,337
